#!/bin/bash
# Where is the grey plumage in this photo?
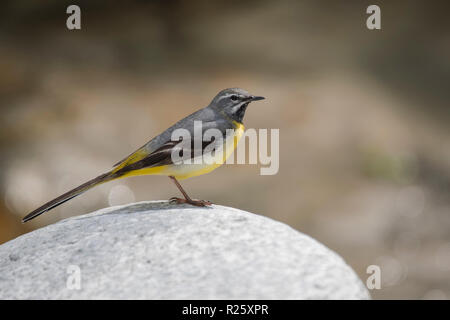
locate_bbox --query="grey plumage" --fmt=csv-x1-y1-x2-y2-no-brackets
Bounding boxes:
114,88,260,168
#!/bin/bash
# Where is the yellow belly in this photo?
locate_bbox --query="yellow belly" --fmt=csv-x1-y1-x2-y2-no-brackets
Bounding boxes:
120,122,245,180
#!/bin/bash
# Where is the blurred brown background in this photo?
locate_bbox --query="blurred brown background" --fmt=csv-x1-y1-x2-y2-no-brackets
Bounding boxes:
1,0,449,299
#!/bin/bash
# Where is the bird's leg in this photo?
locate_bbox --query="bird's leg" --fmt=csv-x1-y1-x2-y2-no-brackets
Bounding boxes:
168,176,212,207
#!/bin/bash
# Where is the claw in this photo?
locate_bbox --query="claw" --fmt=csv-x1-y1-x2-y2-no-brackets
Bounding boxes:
169,197,212,207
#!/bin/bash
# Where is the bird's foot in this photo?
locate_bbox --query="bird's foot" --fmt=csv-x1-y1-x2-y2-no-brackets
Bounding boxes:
169,197,212,207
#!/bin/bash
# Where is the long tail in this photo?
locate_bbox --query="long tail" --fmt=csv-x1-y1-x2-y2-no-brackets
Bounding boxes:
22,171,119,223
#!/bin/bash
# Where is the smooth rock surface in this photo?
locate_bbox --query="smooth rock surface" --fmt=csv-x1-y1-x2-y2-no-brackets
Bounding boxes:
0,201,370,299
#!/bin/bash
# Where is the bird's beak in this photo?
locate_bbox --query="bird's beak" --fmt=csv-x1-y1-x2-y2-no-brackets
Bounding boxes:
249,95,265,101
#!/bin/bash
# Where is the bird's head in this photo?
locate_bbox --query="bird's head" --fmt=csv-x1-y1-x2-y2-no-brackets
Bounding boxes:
209,88,265,123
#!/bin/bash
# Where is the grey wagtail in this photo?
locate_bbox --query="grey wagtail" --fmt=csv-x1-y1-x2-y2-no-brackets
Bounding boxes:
22,88,265,222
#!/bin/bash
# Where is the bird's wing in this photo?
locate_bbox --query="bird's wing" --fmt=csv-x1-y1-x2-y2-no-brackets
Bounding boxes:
113,136,219,175
112,107,230,171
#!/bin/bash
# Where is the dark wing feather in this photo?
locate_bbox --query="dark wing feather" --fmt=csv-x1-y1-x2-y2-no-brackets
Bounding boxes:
114,136,220,175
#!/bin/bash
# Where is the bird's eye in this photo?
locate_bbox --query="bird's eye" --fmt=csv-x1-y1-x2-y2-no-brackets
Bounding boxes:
230,95,238,101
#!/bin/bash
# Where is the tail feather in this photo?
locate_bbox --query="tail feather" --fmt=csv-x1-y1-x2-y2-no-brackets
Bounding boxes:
22,171,116,223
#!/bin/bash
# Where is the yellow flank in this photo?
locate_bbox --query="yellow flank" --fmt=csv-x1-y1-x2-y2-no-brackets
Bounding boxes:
112,147,150,173
115,122,245,180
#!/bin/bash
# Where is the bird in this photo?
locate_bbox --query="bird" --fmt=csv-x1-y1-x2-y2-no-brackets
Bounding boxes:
22,88,265,223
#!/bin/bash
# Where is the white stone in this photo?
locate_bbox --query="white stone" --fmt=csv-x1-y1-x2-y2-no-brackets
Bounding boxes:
0,201,370,299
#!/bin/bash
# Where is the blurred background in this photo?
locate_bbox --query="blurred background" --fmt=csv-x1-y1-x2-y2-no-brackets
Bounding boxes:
1,0,449,299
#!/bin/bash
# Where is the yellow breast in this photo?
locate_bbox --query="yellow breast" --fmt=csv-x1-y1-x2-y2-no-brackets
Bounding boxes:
164,121,245,180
